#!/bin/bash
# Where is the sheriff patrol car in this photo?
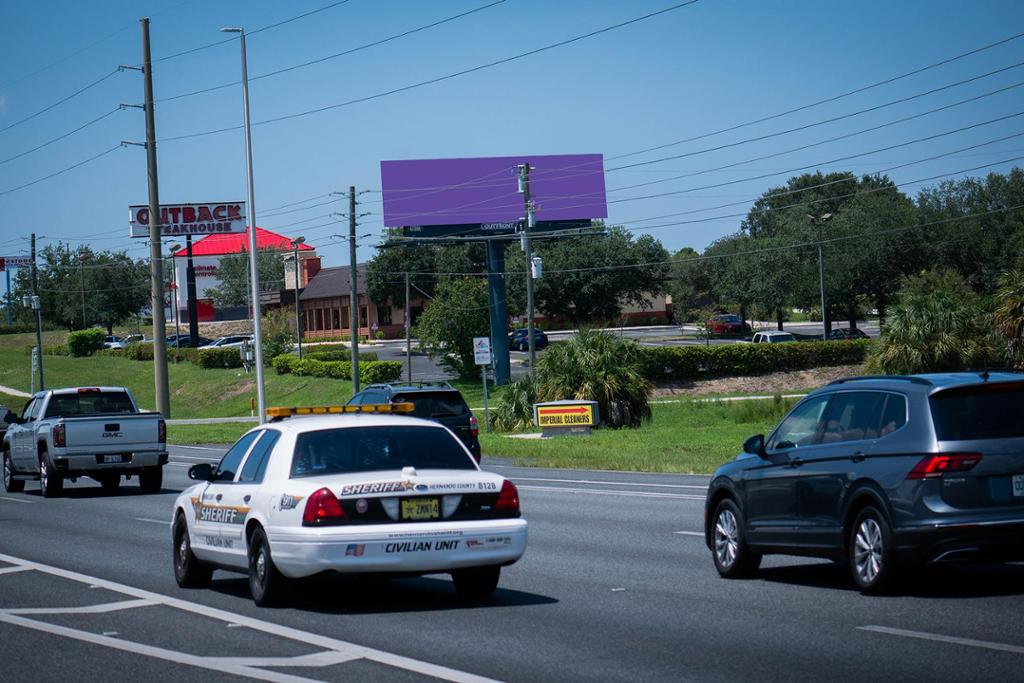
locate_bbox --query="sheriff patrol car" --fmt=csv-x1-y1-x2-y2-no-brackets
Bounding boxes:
170,403,527,606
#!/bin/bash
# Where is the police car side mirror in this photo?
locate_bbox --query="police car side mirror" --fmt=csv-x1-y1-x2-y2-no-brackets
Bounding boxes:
188,463,215,481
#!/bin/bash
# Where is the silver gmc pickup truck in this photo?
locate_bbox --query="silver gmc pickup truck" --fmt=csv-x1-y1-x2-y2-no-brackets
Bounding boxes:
2,387,167,497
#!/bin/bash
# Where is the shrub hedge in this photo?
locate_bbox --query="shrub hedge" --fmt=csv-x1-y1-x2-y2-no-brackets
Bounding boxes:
636,339,873,381
271,355,402,383
68,329,107,357
303,349,379,362
196,347,243,369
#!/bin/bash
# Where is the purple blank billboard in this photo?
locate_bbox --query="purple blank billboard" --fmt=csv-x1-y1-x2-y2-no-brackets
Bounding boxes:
381,154,607,229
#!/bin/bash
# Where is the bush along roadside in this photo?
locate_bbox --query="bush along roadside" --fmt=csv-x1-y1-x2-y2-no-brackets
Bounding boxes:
120,342,242,368
272,354,402,384
636,339,873,381
303,349,379,362
67,329,107,357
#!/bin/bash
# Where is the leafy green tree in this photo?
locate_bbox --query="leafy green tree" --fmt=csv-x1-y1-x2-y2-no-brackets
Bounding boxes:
667,247,713,323
993,268,1024,364
414,277,490,377
365,244,441,307
868,270,1003,374
206,248,285,308
261,308,296,362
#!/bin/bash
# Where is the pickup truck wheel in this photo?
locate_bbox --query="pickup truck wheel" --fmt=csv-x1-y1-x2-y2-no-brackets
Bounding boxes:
139,466,162,494
3,450,24,493
99,473,121,492
248,527,288,607
451,565,501,600
173,515,213,588
38,449,63,498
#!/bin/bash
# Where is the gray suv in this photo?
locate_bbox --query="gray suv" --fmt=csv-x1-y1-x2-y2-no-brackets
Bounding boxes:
705,372,1024,592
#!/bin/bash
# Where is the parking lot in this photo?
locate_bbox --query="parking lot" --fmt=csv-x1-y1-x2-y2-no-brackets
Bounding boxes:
1,443,1022,682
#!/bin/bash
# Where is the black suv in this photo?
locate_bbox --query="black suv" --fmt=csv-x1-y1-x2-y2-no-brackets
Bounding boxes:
705,372,1024,592
347,382,482,462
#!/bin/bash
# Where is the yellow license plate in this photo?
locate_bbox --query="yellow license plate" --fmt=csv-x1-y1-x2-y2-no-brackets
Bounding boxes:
401,498,440,520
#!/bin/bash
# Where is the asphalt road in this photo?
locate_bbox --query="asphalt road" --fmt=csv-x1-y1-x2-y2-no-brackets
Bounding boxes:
3,443,1020,682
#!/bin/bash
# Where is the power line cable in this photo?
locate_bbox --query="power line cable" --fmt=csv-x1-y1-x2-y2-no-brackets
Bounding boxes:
0,107,121,166
0,145,121,198
157,0,507,103
0,69,119,135
163,0,703,142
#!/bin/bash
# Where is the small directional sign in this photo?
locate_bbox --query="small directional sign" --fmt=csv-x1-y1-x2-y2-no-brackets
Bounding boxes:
534,400,599,436
473,337,492,366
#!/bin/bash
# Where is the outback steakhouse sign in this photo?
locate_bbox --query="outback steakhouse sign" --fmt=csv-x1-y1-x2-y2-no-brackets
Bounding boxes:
128,202,247,237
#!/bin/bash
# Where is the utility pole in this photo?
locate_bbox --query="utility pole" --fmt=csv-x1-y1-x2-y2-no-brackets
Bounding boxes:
78,254,87,329
141,17,170,419
348,186,360,393
808,212,833,341
292,237,305,358
30,233,45,391
405,272,412,384
518,163,537,373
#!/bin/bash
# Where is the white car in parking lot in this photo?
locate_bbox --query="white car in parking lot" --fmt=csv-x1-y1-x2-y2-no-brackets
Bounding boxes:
198,335,253,350
170,403,527,606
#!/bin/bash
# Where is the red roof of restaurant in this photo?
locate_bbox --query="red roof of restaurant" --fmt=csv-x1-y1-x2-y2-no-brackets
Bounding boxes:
173,227,314,257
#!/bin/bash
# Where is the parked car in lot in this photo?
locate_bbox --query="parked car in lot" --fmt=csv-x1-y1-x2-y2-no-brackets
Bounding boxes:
171,405,525,605
167,334,213,348
2,387,167,497
827,327,869,340
705,314,750,336
199,335,253,350
750,330,797,343
347,382,481,461
103,335,126,350
509,328,549,352
705,372,1024,593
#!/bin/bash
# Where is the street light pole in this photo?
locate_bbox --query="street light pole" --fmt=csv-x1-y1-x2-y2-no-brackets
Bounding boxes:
292,237,305,359
78,254,87,329
807,212,833,341
169,244,181,362
222,26,266,423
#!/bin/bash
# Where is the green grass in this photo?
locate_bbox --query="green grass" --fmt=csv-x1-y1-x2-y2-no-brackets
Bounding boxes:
167,422,252,445
0,390,28,416
479,398,795,474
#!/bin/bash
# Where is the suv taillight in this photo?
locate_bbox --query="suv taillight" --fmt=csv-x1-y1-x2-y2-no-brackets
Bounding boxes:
302,487,347,526
907,452,983,479
157,419,166,444
494,480,520,517
469,415,479,438
52,423,66,448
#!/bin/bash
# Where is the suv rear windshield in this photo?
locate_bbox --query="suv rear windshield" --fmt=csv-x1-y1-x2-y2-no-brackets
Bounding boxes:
930,383,1024,440
44,391,136,418
290,425,475,478
392,392,469,418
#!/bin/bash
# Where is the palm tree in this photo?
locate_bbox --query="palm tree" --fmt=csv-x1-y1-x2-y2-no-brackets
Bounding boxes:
993,269,1024,365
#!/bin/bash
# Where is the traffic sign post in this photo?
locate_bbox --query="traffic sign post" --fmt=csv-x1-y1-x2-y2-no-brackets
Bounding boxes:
474,337,492,433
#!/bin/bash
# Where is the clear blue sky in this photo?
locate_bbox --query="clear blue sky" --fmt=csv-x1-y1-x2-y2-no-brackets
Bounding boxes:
2,0,1023,267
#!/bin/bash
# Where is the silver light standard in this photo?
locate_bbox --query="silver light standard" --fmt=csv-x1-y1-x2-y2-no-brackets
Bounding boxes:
168,244,182,361
221,26,266,422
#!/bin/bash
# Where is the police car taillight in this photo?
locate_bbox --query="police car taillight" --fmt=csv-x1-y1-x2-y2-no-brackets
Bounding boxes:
494,480,520,517
302,487,347,526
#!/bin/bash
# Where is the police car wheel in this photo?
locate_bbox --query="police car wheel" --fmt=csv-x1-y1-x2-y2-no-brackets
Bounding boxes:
452,565,501,600
248,527,287,607
173,515,212,588
139,466,162,494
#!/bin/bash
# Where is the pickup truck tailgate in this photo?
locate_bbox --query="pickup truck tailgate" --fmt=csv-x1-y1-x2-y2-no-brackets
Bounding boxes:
62,414,161,453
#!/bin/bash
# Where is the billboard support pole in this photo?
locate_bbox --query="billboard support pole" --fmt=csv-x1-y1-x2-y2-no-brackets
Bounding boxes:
485,241,510,385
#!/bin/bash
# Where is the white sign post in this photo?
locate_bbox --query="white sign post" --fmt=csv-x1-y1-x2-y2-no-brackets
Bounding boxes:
474,337,492,433
30,346,38,395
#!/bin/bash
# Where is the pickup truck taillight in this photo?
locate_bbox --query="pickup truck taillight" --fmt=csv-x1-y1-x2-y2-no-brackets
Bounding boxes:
158,419,166,444
52,423,66,448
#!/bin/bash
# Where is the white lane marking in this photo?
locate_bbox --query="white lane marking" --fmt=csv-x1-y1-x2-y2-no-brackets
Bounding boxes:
0,552,502,683
167,463,191,468
169,445,223,451
858,625,1024,655
136,518,170,526
0,612,322,683
2,599,157,616
0,496,36,504
672,531,704,537
517,485,704,500
511,476,706,490
170,454,220,462
215,651,361,667
0,565,33,575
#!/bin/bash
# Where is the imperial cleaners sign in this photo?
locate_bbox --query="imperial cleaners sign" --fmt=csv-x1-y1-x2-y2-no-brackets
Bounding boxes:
129,202,246,237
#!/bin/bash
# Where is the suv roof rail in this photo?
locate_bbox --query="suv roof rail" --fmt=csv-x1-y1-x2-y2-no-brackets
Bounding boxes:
828,375,934,386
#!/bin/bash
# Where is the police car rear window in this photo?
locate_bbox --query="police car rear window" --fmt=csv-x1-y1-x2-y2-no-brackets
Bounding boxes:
930,383,1024,440
290,426,475,478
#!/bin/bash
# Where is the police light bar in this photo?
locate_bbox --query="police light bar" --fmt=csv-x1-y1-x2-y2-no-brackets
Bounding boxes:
266,403,415,420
